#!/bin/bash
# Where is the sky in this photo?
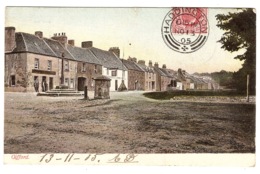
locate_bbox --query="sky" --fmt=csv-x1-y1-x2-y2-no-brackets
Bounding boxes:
5,7,245,73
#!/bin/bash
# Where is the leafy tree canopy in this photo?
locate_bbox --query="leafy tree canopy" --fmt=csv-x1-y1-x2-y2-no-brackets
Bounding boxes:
216,9,256,60
216,9,256,94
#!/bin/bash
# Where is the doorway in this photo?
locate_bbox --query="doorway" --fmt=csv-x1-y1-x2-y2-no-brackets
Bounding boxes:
134,80,139,90
152,81,155,90
42,76,47,92
70,78,74,89
49,77,53,90
78,77,86,91
115,80,118,91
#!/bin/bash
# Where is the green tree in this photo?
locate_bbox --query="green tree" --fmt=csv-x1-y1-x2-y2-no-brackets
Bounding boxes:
216,9,256,94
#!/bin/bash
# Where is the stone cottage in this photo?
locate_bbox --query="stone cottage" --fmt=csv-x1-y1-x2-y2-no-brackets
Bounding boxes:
4,27,102,92
136,60,156,91
154,63,174,91
89,47,128,91
66,41,102,91
121,57,145,90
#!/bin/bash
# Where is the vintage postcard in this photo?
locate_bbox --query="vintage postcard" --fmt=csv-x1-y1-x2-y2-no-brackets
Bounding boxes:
3,6,256,168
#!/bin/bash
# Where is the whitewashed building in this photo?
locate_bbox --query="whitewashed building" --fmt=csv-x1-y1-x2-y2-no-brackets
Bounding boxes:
88,47,128,91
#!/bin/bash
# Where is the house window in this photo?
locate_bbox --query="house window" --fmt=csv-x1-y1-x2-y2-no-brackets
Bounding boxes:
11,75,15,86
70,78,74,88
47,60,52,71
82,63,86,72
64,60,69,71
34,58,39,69
112,70,117,76
107,68,109,75
65,78,69,86
12,62,16,69
122,70,125,78
70,62,73,71
94,65,97,73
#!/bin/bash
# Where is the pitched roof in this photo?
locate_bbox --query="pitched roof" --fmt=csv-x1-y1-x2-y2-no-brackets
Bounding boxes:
10,32,103,64
160,68,174,78
43,38,74,59
187,75,206,84
154,67,167,76
13,32,56,57
66,45,101,65
136,64,155,73
121,59,144,72
88,47,127,70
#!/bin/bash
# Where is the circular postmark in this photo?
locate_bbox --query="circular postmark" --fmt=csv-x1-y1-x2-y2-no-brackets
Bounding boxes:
161,8,209,53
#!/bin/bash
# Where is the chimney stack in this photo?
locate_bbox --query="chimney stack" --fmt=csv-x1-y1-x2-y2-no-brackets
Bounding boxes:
109,47,120,58
68,40,75,46
5,27,16,52
82,41,93,48
51,32,67,47
137,60,145,65
149,60,153,67
35,31,43,38
127,57,137,63
162,64,167,69
154,62,159,68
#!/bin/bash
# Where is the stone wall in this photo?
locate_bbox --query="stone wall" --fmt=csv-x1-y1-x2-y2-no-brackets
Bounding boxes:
145,71,156,91
161,76,172,91
27,53,60,92
5,53,27,92
127,70,145,90
76,62,102,91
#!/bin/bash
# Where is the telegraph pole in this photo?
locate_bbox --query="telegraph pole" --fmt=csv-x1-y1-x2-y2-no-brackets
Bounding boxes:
61,52,65,85
246,74,249,102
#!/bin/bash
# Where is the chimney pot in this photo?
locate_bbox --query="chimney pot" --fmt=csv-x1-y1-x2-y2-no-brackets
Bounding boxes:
35,31,43,38
109,47,120,57
5,26,16,52
68,39,75,46
82,41,93,48
137,60,145,65
162,64,166,69
149,60,153,67
51,32,68,47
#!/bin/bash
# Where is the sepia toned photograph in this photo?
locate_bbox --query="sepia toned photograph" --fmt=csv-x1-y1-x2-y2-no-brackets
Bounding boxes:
4,6,256,165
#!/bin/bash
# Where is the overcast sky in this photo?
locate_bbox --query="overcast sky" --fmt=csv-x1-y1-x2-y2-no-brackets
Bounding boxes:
5,7,245,73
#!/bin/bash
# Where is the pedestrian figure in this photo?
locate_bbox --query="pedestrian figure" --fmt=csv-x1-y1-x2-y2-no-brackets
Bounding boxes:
42,80,46,92
34,78,39,92
45,82,48,92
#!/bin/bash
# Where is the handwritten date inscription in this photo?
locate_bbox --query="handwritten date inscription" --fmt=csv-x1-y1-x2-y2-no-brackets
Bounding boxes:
40,153,138,164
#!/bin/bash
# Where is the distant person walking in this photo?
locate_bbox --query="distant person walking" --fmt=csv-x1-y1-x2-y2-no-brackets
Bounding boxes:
42,80,46,92
34,78,39,92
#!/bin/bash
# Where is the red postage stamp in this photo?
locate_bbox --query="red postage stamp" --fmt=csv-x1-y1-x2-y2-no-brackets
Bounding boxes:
162,8,209,53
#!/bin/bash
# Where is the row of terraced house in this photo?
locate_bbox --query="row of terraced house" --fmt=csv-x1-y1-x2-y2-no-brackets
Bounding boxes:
4,27,219,93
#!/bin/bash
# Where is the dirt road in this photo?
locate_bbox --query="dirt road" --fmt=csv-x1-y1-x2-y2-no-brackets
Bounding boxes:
4,91,255,153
